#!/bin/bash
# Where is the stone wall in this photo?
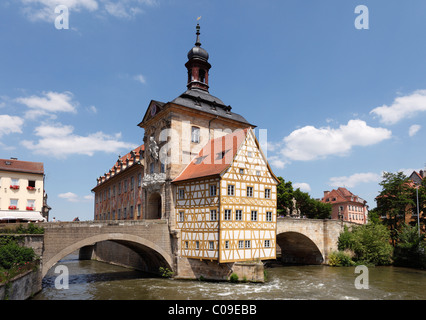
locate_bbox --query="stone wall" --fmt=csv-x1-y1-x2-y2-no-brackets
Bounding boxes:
0,268,42,300
175,256,264,282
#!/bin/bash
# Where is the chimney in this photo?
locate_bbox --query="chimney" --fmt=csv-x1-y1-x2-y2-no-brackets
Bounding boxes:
323,191,330,197
420,170,425,179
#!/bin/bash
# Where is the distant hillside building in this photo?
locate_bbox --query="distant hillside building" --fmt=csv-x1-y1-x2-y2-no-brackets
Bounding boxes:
321,187,368,224
0,158,48,222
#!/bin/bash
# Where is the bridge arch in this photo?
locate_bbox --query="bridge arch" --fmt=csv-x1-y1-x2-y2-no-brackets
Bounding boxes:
277,231,324,265
42,233,173,278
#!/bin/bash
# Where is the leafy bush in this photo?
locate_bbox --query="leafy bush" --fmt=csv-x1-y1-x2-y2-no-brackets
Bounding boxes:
337,223,393,266
328,251,355,267
229,273,239,282
0,240,35,270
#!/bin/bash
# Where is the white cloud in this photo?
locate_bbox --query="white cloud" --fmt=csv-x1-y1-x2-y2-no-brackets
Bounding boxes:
58,192,79,202
281,120,392,161
0,115,24,137
370,90,426,125
20,0,98,22
268,155,287,169
16,91,77,119
408,124,421,137
133,74,147,84
19,0,157,22
21,122,137,158
59,192,93,202
328,172,381,188
293,182,311,192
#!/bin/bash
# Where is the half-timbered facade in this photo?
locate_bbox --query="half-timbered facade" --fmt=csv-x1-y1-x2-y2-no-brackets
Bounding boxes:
173,128,278,263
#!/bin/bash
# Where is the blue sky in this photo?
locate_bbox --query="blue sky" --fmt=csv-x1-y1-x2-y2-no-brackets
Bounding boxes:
1,0,426,221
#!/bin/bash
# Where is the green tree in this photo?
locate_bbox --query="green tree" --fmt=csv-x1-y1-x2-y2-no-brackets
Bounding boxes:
376,172,416,246
276,176,331,219
393,224,426,269
338,223,393,265
276,177,294,216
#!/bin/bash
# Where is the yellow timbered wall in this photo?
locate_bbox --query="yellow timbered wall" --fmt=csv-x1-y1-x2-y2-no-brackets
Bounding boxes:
219,130,277,262
175,177,220,260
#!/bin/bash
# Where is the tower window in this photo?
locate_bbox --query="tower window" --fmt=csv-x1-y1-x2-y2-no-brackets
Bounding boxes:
199,69,206,83
191,126,200,143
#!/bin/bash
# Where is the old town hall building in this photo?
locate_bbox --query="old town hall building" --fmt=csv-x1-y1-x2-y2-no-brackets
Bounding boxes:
93,24,278,276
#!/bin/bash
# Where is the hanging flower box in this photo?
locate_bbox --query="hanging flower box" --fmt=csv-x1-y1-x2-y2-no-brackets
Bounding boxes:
27,186,35,191
10,185,20,190
26,206,35,211
8,205,17,210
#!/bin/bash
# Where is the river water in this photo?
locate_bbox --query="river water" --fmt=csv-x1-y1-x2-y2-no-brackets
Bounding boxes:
32,254,426,300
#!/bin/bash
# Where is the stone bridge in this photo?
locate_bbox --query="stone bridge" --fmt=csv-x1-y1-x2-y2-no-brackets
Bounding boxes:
41,220,173,278
35,218,353,278
276,218,353,264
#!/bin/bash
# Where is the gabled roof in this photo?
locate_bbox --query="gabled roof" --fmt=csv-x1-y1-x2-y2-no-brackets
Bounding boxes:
0,159,44,175
172,129,249,183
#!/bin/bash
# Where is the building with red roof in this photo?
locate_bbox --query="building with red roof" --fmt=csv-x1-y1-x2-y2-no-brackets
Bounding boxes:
321,187,368,224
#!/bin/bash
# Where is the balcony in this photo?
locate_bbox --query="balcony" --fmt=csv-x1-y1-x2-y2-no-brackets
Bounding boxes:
10,185,20,190
27,186,36,191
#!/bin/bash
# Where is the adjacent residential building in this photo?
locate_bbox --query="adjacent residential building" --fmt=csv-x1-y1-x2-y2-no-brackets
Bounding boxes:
321,187,368,224
92,145,144,221
0,158,48,222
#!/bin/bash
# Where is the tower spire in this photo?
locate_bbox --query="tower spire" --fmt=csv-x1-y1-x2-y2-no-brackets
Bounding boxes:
195,23,201,46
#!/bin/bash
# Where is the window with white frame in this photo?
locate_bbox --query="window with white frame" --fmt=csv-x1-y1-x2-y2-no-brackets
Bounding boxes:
210,209,217,221
245,240,251,249
238,240,244,249
235,210,242,221
247,186,253,197
224,209,231,220
225,241,229,249
179,211,184,222
195,241,200,250
178,188,185,199
266,211,272,222
264,240,271,248
27,200,35,209
210,185,217,197
227,184,234,196
209,241,214,250
251,210,257,221
265,188,271,199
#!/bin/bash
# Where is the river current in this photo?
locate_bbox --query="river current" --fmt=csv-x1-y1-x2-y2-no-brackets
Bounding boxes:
32,254,426,300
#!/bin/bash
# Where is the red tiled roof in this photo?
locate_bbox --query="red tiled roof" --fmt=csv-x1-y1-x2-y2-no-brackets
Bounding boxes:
173,129,249,183
113,145,144,170
0,159,44,175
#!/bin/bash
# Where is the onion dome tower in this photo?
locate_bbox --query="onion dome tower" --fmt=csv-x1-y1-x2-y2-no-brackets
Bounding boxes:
185,23,211,92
